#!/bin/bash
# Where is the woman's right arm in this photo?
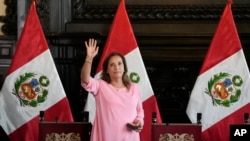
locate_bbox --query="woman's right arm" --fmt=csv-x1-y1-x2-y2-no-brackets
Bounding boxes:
81,38,99,84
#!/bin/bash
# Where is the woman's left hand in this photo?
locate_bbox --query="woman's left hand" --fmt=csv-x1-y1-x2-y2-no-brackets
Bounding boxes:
133,120,143,132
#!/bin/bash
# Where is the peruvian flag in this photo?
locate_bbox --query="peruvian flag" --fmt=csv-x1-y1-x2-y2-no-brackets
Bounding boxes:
186,1,250,141
0,2,73,141
84,0,162,140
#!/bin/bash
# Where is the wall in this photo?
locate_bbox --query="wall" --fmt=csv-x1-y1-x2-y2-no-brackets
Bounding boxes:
0,0,6,35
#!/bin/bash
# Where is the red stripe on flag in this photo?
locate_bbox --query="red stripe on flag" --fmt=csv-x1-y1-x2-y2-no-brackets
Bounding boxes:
0,2,74,141
141,95,162,141
7,2,48,75
9,116,39,141
199,3,241,75
96,0,137,73
8,98,73,141
203,103,250,141
44,97,74,122
186,2,250,141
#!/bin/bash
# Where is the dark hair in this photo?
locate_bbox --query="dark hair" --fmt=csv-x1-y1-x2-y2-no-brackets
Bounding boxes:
101,52,131,89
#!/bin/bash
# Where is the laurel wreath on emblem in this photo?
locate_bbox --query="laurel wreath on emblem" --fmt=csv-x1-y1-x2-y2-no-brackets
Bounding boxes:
12,72,49,107
129,72,140,83
205,72,242,107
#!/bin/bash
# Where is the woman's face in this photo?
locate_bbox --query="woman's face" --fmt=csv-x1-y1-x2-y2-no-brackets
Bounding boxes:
107,55,124,80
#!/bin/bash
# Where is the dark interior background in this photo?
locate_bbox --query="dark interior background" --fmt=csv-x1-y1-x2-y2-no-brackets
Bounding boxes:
0,0,250,140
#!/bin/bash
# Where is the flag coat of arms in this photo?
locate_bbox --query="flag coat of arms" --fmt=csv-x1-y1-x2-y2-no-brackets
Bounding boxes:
0,2,73,141
186,1,250,141
84,0,162,140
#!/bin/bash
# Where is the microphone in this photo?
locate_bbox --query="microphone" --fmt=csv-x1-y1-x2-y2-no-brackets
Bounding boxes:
152,112,157,123
83,111,89,122
197,113,202,124
39,111,44,122
244,113,249,124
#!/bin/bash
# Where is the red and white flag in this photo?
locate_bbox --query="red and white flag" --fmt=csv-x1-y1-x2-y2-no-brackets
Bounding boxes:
84,0,162,140
0,2,73,141
186,1,250,141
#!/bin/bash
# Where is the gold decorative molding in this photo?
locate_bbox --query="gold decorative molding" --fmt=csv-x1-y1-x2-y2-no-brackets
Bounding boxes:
45,132,81,141
159,133,195,141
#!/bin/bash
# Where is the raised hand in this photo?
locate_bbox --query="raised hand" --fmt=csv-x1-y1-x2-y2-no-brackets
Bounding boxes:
85,38,99,58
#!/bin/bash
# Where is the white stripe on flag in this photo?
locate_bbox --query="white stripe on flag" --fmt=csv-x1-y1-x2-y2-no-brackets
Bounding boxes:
0,50,66,134
125,47,154,101
187,50,250,131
